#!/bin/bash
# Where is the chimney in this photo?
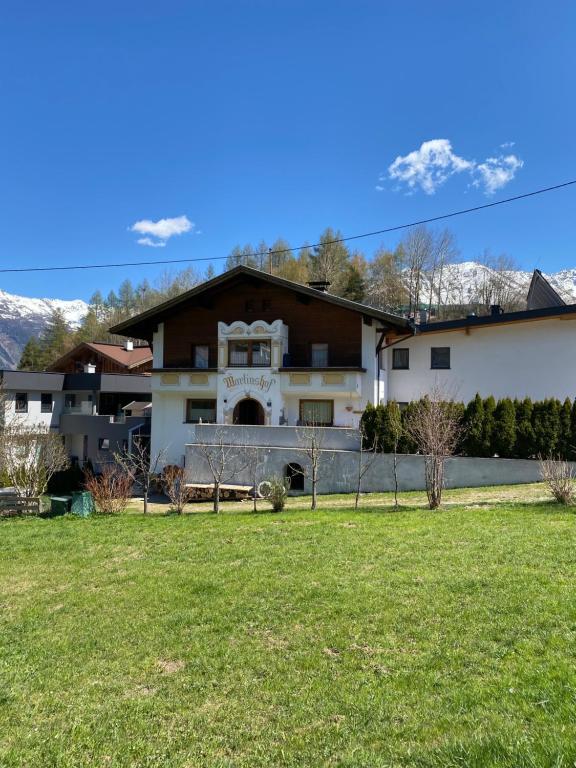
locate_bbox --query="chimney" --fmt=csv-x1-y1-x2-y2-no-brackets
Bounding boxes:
490,304,504,317
307,280,331,293
124,339,134,352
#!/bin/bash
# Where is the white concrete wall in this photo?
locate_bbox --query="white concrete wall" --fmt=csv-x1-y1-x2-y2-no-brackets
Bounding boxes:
150,390,193,466
185,444,550,494
387,317,576,403
4,391,65,429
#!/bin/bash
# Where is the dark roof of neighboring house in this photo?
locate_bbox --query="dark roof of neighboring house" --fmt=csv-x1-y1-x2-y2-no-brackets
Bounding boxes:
526,269,566,310
47,341,153,371
109,265,411,338
419,302,576,334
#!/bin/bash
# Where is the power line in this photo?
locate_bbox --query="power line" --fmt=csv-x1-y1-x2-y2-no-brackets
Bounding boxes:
1,179,574,274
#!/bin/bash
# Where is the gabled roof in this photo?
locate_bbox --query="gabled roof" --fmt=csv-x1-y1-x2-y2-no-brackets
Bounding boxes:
109,265,411,338
526,269,566,310
47,341,153,372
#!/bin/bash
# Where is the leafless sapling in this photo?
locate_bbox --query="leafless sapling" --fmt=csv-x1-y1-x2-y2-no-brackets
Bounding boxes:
114,438,167,514
403,386,463,510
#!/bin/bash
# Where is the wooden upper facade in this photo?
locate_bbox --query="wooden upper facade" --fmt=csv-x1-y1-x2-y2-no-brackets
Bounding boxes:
110,266,410,370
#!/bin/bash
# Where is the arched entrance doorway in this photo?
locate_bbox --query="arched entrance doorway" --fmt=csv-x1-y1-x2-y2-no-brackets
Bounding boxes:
233,398,265,425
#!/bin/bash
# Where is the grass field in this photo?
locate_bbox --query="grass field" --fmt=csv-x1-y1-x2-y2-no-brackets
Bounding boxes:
2,485,576,767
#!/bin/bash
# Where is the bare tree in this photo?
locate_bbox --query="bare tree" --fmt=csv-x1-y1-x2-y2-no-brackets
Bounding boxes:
84,464,133,515
194,427,250,513
114,439,167,514
245,446,265,512
539,455,575,505
400,225,434,318
353,425,379,511
425,229,458,318
403,386,463,509
0,421,69,501
162,465,193,514
296,422,335,511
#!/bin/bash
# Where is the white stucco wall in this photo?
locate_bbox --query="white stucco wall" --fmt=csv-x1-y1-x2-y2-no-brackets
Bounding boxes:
150,390,193,466
387,317,576,403
4,391,65,429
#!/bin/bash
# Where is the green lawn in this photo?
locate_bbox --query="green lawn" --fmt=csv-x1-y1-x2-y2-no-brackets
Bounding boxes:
2,488,576,767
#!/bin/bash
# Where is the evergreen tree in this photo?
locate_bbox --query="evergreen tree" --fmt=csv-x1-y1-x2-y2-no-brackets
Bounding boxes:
341,261,366,302
570,399,576,460
493,398,516,457
17,337,44,370
515,397,535,459
558,397,572,459
42,309,72,367
398,402,418,454
482,396,496,457
462,394,484,456
360,403,377,450
532,399,561,456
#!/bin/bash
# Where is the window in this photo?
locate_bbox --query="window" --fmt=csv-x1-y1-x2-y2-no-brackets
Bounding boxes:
98,438,110,451
193,344,210,369
65,393,76,408
186,399,217,423
431,347,451,369
15,393,28,413
299,399,334,426
311,343,329,367
392,348,409,370
245,298,272,312
228,339,271,367
41,393,53,413
245,299,256,313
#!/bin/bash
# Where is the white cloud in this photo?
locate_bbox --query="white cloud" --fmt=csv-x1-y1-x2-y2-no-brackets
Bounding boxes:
387,139,473,195
382,139,523,196
500,141,515,149
130,214,194,247
474,155,524,194
137,237,167,248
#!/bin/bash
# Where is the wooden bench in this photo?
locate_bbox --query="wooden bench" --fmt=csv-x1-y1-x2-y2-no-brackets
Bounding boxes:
0,494,41,517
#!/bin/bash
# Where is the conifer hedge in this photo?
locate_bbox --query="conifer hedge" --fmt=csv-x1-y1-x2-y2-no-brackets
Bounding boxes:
361,395,576,459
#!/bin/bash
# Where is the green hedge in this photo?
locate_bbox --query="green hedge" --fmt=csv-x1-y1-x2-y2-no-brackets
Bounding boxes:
361,396,576,460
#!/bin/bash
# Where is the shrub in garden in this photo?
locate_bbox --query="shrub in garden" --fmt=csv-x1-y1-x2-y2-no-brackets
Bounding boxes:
161,465,192,514
261,477,288,513
84,465,133,515
558,398,573,460
539,455,575,505
533,399,561,457
482,396,496,457
463,394,484,457
514,398,535,458
493,398,516,457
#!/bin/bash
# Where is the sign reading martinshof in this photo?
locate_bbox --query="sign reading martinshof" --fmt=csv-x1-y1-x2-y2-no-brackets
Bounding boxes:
223,373,276,392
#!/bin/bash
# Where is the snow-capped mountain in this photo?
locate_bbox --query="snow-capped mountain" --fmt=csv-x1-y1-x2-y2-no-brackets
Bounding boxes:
0,289,88,369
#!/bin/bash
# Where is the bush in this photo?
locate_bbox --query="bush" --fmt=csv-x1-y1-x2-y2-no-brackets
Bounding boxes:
47,464,86,494
84,465,133,515
539,455,575,505
493,398,516,457
161,465,192,514
260,477,288,513
515,398,535,458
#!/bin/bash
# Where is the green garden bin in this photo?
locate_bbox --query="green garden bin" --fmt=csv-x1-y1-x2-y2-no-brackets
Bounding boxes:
71,491,94,517
50,496,71,516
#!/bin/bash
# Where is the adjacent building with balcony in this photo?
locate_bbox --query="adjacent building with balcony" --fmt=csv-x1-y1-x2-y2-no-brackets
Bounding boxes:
0,367,151,469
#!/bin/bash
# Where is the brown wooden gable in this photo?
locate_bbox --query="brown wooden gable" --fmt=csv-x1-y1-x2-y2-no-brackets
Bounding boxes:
161,274,364,368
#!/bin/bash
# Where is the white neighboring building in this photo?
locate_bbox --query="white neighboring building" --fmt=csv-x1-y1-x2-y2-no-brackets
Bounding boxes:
109,265,576,467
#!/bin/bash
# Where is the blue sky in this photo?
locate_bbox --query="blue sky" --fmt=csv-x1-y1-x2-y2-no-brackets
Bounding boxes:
0,1,575,300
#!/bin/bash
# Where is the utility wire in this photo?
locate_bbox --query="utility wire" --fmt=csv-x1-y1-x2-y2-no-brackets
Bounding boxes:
1,179,574,274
